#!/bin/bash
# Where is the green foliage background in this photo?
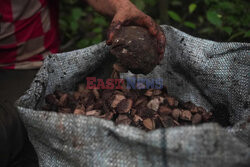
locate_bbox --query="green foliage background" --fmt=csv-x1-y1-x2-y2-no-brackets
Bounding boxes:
59,0,250,51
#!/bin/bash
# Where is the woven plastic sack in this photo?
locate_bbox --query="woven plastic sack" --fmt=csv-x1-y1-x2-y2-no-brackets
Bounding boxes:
17,25,250,167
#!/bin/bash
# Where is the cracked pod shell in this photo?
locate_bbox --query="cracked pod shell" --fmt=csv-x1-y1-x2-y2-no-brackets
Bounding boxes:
110,26,159,74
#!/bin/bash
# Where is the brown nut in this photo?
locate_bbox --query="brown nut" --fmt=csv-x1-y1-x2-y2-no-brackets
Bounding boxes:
73,92,81,101
67,95,77,109
165,96,177,107
92,89,100,100
192,113,202,124
125,90,138,101
116,115,132,125
111,94,126,108
154,115,163,128
59,108,72,114
144,89,154,97
45,94,59,106
58,94,68,107
137,108,156,119
78,84,85,92
171,109,181,120
130,109,137,116
86,110,101,116
173,120,180,126
202,111,213,122
116,99,133,113
147,97,164,111
134,96,147,106
113,90,125,95
159,105,172,116
86,105,94,112
54,90,64,99
42,105,51,111
197,106,207,113
183,101,195,110
190,106,198,114
180,110,192,121
143,118,155,130
159,116,175,128
100,112,114,120
133,115,143,123
78,84,89,96
102,90,114,100
74,105,85,115
153,90,162,96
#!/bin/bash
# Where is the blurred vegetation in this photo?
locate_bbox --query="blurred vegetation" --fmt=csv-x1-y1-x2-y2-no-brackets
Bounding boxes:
59,0,250,51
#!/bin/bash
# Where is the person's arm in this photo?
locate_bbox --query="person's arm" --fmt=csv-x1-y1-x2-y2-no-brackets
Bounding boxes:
85,0,166,59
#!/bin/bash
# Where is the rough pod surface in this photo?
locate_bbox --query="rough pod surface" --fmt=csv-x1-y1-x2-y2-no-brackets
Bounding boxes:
110,26,159,74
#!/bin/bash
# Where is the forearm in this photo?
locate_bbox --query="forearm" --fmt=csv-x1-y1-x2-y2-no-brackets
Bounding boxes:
85,0,132,17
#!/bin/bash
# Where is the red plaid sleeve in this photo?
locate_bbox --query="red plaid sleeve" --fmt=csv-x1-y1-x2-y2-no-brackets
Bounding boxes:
0,0,59,69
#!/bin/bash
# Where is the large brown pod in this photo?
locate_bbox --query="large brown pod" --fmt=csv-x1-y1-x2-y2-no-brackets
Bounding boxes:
110,26,160,74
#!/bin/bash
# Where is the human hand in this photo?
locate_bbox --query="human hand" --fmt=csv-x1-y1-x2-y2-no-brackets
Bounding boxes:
106,0,166,61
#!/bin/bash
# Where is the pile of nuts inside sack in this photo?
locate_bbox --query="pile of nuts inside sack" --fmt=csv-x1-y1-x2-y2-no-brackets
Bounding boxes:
44,72,213,131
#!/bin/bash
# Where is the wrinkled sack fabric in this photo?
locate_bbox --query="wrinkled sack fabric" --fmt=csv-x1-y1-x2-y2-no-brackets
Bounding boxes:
17,25,250,167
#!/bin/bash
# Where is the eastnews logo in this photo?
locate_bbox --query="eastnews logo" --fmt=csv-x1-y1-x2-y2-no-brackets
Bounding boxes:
86,77,163,89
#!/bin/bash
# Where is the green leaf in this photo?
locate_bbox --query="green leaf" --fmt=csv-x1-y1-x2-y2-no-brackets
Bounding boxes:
86,6,93,12
168,11,182,22
184,21,196,29
171,0,182,6
206,11,222,27
91,34,102,44
217,2,235,11
189,3,197,14
70,21,78,33
77,39,90,48
71,8,83,21
59,19,67,30
226,16,240,26
244,31,250,38
92,27,102,33
198,16,204,24
93,17,108,26
132,0,145,10
144,0,156,6
199,27,214,34
228,31,244,41
221,27,233,35
204,0,210,5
